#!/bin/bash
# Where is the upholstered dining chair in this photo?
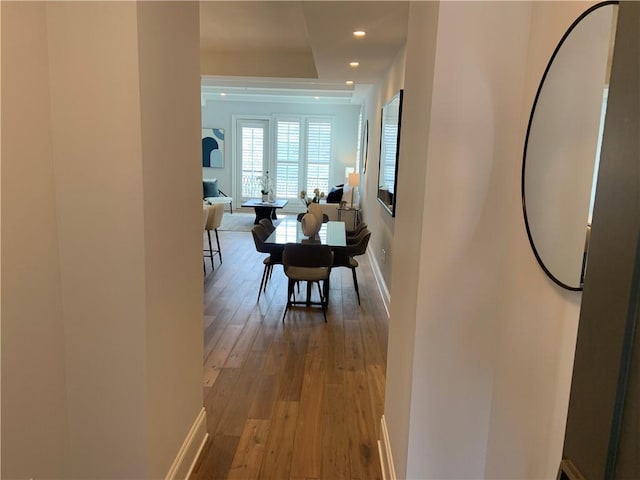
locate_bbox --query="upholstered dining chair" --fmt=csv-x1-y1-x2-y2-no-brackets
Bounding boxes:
251,224,284,301
346,226,370,246
203,205,210,274
282,243,333,322
259,217,276,235
332,229,371,305
204,203,224,270
347,221,368,238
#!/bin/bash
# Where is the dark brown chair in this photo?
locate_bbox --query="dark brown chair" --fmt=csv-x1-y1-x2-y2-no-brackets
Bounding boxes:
259,217,276,235
346,226,369,245
347,221,368,238
251,224,284,301
332,229,371,305
282,243,333,322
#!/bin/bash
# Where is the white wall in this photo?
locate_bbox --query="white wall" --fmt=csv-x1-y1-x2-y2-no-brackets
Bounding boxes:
2,4,70,476
407,3,532,476
360,45,407,291
136,3,204,477
379,2,438,476
201,99,360,204
1,3,203,478
484,3,595,478
383,2,598,478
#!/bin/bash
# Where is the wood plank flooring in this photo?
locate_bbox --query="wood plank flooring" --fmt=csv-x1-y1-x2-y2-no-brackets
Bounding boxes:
192,228,388,480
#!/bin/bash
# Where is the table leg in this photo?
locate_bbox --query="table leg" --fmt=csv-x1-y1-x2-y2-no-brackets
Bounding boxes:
253,206,275,224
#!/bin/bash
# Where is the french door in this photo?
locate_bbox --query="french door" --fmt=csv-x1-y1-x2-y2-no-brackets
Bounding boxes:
234,115,333,203
235,118,270,201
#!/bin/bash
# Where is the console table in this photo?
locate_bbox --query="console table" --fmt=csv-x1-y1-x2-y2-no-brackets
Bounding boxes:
337,206,361,230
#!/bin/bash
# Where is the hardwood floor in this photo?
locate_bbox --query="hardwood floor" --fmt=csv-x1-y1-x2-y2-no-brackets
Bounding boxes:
192,228,389,480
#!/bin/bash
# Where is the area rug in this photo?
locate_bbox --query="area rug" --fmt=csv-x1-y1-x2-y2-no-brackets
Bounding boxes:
218,212,287,232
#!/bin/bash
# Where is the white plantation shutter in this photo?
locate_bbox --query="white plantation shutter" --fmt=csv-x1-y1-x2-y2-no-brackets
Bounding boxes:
275,120,301,198
237,116,335,201
241,126,264,197
306,120,331,194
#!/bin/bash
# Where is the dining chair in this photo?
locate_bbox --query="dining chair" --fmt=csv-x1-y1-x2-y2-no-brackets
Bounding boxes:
251,224,284,301
203,205,210,274
346,225,370,245
347,221,368,238
282,243,334,322
204,203,224,270
259,217,276,235
332,229,371,305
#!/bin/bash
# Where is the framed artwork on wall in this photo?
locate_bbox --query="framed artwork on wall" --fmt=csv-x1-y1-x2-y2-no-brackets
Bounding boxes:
202,128,225,168
362,119,369,173
377,90,403,217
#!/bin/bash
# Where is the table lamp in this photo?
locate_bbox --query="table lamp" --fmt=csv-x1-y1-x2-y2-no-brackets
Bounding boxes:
347,172,360,208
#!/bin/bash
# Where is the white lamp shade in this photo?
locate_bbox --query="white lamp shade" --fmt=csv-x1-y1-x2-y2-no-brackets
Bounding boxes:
348,172,360,187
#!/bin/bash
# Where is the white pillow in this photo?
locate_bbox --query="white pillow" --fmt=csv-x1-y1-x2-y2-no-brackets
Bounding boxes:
342,186,354,203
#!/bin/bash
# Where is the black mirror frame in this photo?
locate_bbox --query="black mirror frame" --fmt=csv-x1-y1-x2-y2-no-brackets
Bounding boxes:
521,1,617,291
377,89,403,217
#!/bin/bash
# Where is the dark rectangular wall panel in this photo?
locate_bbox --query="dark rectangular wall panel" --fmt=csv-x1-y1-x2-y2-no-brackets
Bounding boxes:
562,2,640,479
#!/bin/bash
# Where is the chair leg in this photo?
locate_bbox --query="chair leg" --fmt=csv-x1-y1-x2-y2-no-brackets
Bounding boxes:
282,279,294,322
325,273,331,305
323,277,330,306
320,282,328,323
215,228,222,264
258,265,268,301
206,230,214,269
351,267,360,305
264,264,273,292
268,263,275,282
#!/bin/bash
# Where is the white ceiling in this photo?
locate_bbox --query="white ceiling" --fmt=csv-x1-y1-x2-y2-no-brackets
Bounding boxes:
199,1,409,104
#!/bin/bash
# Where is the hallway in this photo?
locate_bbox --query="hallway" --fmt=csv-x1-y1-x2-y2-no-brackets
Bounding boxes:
192,229,389,479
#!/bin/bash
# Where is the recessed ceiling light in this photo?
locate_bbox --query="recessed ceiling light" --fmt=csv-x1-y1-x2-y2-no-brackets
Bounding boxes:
345,80,354,85
314,96,320,100
220,92,226,97
353,30,366,38
349,61,360,67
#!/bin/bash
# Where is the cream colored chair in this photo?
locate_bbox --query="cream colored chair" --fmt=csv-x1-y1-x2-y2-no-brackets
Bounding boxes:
204,203,224,270
282,243,333,322
203,205,210,274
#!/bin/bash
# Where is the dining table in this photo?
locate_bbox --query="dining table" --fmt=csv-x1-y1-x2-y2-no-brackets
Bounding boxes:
264,217,346,306
264,217,346,247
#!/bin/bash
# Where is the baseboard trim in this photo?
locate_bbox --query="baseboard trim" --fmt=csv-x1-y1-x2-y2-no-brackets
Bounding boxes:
368,249,391,318
165,407,208,480
378,415,397,480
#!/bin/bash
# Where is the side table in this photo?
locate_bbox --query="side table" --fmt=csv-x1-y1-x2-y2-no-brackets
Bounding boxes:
337,206,360,230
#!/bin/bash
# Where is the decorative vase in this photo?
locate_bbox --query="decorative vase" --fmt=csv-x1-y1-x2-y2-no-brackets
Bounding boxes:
307,203,324,226
301,213,321,238
262,193,268,202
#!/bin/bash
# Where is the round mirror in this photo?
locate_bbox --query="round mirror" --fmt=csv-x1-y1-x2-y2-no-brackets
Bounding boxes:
522,1,618,290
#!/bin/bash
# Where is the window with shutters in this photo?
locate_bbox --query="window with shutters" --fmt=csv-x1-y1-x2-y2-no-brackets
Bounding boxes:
305,119,332,194
273,116,333,199
236,115,334,201
275,120,301,199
